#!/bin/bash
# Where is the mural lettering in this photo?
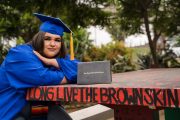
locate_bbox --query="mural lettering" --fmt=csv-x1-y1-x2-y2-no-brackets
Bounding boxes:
27,87,179,107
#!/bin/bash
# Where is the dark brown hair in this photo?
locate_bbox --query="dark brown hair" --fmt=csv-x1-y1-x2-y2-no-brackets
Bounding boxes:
30,31,66,58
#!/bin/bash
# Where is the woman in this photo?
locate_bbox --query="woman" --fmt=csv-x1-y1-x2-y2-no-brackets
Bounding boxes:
0,13,78,120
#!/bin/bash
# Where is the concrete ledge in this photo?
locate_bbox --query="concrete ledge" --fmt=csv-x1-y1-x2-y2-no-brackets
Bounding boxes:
69,104,114,120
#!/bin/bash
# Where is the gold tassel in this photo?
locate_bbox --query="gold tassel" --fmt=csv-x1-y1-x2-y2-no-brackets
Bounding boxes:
70,32,74,60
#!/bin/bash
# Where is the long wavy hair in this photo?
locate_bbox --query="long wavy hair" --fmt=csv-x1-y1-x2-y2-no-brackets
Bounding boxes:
29,31,66,58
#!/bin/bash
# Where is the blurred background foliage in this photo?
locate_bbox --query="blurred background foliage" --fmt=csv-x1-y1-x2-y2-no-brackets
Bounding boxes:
0,0,180,72
82,41,136,72
0,0,112,42
0,38,10,64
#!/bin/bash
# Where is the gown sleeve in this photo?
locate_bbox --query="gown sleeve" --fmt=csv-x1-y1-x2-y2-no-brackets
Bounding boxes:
3,45,64,89
56,55,79,84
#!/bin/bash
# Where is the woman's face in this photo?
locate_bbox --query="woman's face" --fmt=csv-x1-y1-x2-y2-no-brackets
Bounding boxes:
43,32,62,58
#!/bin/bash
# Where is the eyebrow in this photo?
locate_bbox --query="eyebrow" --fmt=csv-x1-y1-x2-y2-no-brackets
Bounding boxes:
44,36,61,39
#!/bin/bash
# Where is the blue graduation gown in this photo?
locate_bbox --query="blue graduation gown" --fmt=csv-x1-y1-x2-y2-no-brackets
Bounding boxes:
56,55,79,84
0,44,78,120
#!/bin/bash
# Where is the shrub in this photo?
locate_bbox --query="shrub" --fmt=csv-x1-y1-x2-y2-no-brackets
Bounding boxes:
84,41,136,73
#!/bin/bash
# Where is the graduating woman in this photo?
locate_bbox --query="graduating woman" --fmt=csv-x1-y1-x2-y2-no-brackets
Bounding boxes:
0,13,78,120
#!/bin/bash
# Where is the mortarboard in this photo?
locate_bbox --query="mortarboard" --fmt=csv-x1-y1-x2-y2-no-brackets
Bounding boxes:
34,13,74,60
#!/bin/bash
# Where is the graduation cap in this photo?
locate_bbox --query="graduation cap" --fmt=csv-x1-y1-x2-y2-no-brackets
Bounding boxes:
34,13,74,60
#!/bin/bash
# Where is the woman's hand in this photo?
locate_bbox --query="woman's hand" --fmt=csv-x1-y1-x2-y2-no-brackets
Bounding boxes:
60,77,68,84
33,50,60,69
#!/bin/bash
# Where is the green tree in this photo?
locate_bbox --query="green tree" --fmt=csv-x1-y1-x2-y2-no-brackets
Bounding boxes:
0,0,112,43
106,20,126,41
114,0,180,67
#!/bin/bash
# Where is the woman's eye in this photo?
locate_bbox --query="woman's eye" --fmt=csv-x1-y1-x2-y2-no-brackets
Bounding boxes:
44,37,51,41
55,39,62,42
